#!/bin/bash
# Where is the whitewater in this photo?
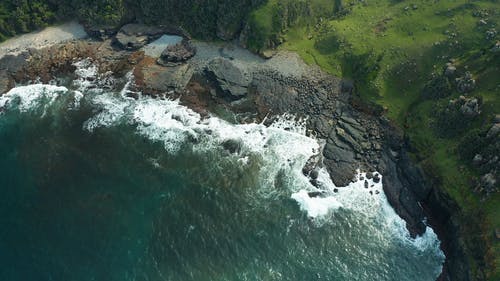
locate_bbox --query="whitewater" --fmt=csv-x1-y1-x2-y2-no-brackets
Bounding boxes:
0,59,445,281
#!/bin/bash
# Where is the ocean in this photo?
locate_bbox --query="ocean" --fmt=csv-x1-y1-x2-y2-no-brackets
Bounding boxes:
0,59,445,281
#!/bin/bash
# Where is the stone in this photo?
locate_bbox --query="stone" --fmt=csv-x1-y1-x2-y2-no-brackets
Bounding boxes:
84,24,119,41
323,141,355,163
221,139,242,154
480,173,497,193
487,123,500,138
205,58,252,99
456,71,476,93
473,154,484,166
459,97,481,118
115,24,164,50
136,61,194,93
444,63,456,77
341,79,354,93
157,39,196,66
492,41,500,53
0,69,14,95
308,191,324,198
486,28,497,40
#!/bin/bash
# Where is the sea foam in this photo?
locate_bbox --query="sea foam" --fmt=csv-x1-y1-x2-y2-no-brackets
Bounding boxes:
1,60,445,275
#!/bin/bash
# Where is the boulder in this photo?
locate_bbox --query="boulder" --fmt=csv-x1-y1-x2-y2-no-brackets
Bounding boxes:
221,139,242,154
84,24,119,41
157,40,196,66
0,69,14,95
492,41,500,53
447,95,482,119
115,24,164,50
473,154,484,167
137,62,193,93
480,173,498,194
456,72,476,93
205,58,252,99
486,28,497,40
487,123,500,138
459,97,481,118
341,79,354,93
444,63,457,77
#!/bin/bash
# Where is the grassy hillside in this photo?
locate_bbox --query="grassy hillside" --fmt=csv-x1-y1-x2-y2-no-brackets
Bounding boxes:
248,0,499,279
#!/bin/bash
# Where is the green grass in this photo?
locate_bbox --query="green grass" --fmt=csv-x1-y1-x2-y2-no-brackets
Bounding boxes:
251,0,500,279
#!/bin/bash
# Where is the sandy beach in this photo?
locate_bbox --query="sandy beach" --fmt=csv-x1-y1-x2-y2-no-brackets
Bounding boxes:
0,21,87,60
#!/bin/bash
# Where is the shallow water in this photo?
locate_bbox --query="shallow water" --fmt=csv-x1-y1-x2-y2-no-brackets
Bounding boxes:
0,60,445,281
143,35,183,58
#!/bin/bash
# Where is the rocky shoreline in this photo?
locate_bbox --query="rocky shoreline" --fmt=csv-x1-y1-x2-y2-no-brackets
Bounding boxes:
0,24,471,281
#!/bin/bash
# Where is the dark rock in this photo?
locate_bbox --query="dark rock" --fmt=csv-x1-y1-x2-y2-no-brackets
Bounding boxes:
221,139,242,154
480,173,498,194
424,189,471,281
0,53,29,76
341,79,354,93
84,24,119,41
487,123,500,138
0,69,14,95
486,28,497,40
472,154,484,167
206,58,252,99
323,140,356,163
492,41,500,53
444,63,457,77
313,116,333,138
373,173,381,183
456,72,476,93
115,24,164,50
447,95,482,120
310,169,319,180
157,39,196,66
459,97,481,118
308,191,324,198
380,150,426,236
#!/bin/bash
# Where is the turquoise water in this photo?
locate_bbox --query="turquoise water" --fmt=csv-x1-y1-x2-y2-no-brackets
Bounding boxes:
0,61,445,281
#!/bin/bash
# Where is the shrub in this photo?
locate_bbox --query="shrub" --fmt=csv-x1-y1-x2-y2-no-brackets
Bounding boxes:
422,74,453,100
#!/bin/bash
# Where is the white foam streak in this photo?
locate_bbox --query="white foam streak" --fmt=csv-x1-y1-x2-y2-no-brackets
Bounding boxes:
1,60,444,272
291,190,342,218
292,170,444,259
79,70,443,259
0,84,69,113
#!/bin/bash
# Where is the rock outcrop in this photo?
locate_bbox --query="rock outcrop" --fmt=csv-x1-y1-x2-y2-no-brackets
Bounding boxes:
157,39,196,66
114,24,165,50
206,58,253,99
